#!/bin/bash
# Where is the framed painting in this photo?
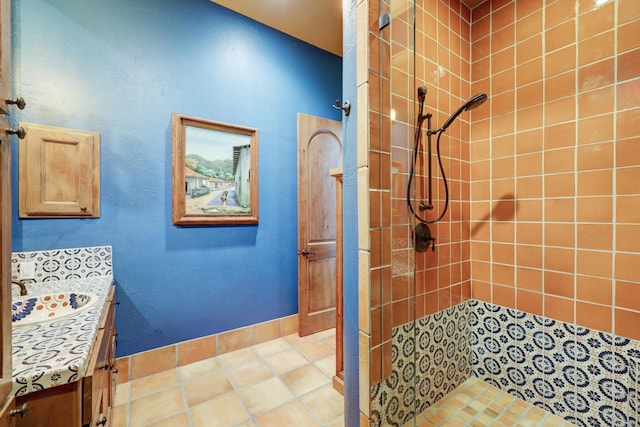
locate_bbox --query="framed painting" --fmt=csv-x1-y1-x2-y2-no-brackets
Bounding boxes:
172,113,259,225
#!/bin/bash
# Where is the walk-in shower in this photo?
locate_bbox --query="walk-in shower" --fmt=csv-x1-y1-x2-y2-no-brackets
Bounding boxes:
407,87,487,252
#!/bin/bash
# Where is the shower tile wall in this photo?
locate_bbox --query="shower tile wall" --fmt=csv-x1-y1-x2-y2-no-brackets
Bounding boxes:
365,0,474,423
470,299,640,426
361,0,639,425
371,301,473,426
468,0,640,339
372,299,640,426
364,0,474,422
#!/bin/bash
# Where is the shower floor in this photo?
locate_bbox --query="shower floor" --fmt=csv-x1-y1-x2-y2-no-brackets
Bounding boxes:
411,377,575,427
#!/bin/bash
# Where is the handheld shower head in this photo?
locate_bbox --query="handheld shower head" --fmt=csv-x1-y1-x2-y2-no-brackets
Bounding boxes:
418,86,427,103
440,93,488,132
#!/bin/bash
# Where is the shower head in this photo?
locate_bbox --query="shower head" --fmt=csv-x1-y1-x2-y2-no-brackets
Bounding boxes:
418,86,427,103
440,93,488,132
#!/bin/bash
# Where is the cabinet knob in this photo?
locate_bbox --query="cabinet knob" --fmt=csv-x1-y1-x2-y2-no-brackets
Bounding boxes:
6,127,26,139
9,402,29,417
96,414,108,426
80,206,88,212
6,97,26,110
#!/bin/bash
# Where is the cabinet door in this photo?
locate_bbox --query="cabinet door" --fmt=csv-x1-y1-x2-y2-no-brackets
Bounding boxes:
0,0,13,412
19,123,100,218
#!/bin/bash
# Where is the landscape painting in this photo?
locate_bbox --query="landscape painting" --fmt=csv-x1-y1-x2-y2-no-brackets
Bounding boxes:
172,114,259,225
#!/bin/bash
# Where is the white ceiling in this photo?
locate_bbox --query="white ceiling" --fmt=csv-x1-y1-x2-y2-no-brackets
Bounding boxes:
211,0,486,58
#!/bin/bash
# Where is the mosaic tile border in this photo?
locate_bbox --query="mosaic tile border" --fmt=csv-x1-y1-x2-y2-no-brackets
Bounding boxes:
370,299,640,427
371,301,473,427
11,246,113,283
470,300,640,427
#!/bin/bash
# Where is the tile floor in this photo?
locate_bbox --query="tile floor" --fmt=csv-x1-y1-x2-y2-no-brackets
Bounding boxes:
412,377,575,427
112,329,575,427
112,328,344,427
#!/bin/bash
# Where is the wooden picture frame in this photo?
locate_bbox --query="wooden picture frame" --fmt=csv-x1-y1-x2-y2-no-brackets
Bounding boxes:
172,113,259,225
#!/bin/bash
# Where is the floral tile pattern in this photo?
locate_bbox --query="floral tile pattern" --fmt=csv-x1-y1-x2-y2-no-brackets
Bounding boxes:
371,301,473,427
10,246,113,396
370,299,639,427
471,301,639,427
11,246,112,283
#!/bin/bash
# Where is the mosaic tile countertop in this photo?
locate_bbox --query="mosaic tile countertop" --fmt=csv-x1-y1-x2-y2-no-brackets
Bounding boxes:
10,275,113,396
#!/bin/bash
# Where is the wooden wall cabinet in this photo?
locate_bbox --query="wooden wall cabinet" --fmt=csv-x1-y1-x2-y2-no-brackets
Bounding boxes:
19,123,100,218
13,286,117,427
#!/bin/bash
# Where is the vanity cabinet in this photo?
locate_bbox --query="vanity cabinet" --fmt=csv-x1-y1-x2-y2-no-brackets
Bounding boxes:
12,286,117,427
0,398,15,427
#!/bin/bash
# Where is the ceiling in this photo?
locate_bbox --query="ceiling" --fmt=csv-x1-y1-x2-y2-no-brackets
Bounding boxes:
211,0,486,58
211,0,343,57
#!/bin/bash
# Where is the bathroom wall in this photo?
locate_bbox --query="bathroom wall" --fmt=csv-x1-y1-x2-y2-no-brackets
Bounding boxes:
469,0,640,341
11,0,342,356
359,0,474,423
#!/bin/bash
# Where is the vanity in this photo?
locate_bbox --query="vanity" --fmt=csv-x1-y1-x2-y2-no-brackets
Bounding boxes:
2,247,116,427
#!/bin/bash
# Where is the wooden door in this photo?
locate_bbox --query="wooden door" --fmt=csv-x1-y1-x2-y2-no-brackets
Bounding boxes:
297,113,342,336
0,0,13,411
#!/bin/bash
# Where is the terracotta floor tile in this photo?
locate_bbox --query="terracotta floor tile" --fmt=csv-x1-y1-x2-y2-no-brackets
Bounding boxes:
314,354,337,377
110,403,128,426
217,347,258,368
255,400,319,427
178,357,221,382
146,411,191,427
413,377,573,427
129,386,185,427
183,371,234,407
264,348,309,374
253,337,293,357
326,416,345,427
239,377,295,415
300,384,344,425
296,340,335,362
118,329,342,426
191,393,251,427
280,364,330,397
114,381,130,407
131,369,179,400
227,358,274,388
284,333,321,347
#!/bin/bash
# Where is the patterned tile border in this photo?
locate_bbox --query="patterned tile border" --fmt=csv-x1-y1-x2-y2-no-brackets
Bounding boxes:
11,246,113,283
370,299,640,427
371,301,473,427
470,300,640,427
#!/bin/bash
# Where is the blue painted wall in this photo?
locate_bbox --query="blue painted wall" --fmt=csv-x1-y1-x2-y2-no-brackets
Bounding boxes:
11,0,342,356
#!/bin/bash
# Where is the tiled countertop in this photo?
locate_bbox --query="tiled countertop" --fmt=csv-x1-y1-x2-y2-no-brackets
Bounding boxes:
10,275,113,397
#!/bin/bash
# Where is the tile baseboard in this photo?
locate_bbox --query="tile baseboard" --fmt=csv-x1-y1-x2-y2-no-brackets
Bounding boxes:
116,313,298,384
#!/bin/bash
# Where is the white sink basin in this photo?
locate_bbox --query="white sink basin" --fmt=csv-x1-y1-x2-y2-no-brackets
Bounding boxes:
12,292,98,326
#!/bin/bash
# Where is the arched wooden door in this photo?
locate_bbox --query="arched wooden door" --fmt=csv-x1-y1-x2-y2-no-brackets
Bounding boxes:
297,113,342,336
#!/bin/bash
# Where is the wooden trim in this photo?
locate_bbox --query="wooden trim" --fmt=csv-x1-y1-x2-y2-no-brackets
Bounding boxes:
330,168,344,393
